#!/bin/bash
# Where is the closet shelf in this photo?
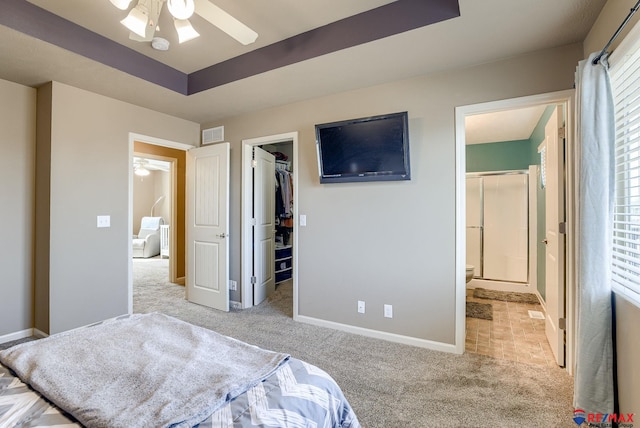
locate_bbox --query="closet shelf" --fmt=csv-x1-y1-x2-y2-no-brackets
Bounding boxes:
275,245,293,284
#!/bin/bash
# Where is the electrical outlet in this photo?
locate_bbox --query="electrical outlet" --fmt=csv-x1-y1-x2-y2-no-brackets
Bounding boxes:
229,280,237,291
97,215,110,228
384,304,393,318
357,300,365,314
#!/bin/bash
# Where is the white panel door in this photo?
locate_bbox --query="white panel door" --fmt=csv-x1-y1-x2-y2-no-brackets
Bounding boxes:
253,147,276,305
483,174,529,282
544,106,565,366
186,143,230,311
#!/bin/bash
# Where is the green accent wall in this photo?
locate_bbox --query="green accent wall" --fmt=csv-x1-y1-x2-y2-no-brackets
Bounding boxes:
466,139,532,172
529,105,556,157
529,105,556,301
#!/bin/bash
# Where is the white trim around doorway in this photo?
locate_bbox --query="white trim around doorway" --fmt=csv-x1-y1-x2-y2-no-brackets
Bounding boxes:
454,90,576,375
241,132,299,317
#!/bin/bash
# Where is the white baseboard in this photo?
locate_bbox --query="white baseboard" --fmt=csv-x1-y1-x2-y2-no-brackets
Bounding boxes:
0,328,33,344
534,290,546,312
295,315,459,354
33,328,49,339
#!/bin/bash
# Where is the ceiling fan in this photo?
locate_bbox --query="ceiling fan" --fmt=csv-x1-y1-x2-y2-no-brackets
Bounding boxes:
109,0,258,46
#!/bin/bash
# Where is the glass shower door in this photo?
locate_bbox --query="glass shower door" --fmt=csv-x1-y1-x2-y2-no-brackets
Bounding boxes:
466,177,483,278
482,174,529,283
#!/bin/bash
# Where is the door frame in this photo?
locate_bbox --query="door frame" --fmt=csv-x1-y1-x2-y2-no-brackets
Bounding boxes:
241,132,298,311
454,90,576,375
127,132,195,314
132,152,177,277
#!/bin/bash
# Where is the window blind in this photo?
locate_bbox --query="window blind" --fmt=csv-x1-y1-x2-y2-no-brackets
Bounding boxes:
539,145,546,189
610,24,640,307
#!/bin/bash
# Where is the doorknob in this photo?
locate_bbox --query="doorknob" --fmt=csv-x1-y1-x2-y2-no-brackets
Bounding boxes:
541,239,548,244
218,232,228,238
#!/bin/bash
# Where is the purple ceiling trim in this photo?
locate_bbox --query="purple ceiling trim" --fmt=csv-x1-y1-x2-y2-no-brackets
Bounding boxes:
0,0,459,97
0,0,188,94
188,0,460,94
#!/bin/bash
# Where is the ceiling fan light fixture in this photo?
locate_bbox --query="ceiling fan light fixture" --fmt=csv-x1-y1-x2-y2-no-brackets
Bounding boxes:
109,0,133,10
121,5,149,38
167,0,195,20
135,167,150,177
134,165,151,176
174,19,200,43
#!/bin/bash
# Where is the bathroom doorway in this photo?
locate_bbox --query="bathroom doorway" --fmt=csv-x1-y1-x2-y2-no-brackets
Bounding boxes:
455,90,574,369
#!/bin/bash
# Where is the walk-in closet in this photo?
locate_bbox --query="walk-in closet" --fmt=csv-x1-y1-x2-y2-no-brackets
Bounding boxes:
262,141,294,287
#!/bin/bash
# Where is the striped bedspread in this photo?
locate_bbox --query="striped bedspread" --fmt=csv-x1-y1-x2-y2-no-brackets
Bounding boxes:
0,363,80,427
0,357,359,427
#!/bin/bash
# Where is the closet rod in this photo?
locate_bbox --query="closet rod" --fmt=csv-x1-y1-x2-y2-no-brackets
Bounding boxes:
592,0,640,65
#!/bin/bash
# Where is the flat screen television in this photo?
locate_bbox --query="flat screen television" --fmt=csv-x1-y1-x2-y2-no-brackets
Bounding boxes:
315,111,411,183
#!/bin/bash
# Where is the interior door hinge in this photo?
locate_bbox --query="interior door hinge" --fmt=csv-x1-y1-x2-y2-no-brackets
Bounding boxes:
250,276,257,284
559,222,566,234
251,218,256,226
251,159,257,168
558,126,566,139
558,318,566,330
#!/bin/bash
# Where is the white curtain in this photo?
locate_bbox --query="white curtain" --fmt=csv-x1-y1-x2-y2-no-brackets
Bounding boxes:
573,52,615,413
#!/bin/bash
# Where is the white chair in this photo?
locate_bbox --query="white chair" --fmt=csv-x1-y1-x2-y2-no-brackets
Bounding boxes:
132,217,164,258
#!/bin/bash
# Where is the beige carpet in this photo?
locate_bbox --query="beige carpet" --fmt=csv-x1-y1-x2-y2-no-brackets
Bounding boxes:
0,260,575,427
131,259,574,428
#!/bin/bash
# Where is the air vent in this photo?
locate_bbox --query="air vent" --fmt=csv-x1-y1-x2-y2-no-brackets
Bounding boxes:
202,126,224,145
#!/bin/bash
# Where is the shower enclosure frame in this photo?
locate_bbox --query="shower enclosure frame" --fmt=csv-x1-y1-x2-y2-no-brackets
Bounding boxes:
466,169,530,285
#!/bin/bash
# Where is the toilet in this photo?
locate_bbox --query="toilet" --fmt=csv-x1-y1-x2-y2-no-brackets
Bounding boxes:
465,265,475,283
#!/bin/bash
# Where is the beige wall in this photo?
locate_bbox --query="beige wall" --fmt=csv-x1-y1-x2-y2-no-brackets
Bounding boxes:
34,83,52,334
203,43,583,344
586,0,640,414
584,0,640,57
36,81,199,334
156,171,171,222
133,170,170,235
0,78,36,338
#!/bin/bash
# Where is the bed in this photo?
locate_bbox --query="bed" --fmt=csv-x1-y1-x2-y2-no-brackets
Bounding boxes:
0,313,360,428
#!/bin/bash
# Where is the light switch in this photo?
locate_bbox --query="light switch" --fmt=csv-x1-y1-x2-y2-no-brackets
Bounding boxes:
384,304,393,318
299,214,307,227
97,215,111,228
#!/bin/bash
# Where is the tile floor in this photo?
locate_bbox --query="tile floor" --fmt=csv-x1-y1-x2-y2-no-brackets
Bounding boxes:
465,289,558,367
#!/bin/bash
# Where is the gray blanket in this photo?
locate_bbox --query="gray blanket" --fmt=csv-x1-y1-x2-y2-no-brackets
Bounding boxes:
0,313,289,428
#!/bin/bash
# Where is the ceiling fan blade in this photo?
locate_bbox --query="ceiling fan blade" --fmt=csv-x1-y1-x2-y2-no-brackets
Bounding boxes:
129,27,156,42
194,0,258,45
128,0,163,42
